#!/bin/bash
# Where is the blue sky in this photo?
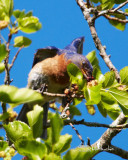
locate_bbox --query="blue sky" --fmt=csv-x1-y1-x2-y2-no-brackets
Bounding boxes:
0,0,128,159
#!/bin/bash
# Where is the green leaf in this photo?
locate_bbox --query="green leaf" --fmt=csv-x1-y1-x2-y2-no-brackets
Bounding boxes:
45,153,62,160
51,113,63,144
102,71,115,88
63,146,98,160
67,63,86,89
120,66,128,85
100,92,121,112
97,102,107,117
13,9,32,19
109,88,128,115
86,51,100,69
3,121,32,143
0,0,13,18
14,36,31,47
27,105,43,138
0,112,9,121
15,139,47,160
0,63,5,73
107,110,120,120
0,85,43,104
69,105,81,118
0,141,8,151
114,0,127,4
100,0,115,10
108,13,126,31
93,67,105,83
18,16,42,33
84,84,102,105
125,9,128,13
54,134,72,155
0,44,7,62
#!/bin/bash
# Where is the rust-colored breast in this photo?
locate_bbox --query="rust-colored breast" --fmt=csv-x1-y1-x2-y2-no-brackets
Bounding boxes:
41,53,71,86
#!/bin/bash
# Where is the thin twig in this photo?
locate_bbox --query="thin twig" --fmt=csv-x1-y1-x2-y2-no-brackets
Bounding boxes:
76,0,121,82
64,119,128,129
109,10,128,17
9,46,24,71
43,91,84,98
104,14,128,23
4,33,12,85
113,0,128,12
69,120,84,145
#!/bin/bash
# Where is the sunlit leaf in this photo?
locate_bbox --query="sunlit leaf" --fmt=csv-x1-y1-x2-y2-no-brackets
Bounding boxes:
108,13,126,31
0,0,13,18
63,146,98,160
45,153,62,160
14,36,31,47
18,16,42,33
86,51,100,69
27,105,43,138
93,67,105,83
0,63,5,73
67,63,86,89
109,88,128,115
100,92,121,112
4,121,32,143
85,83,101,105
0,44,7,62
54,134,72,155
0,141,8,151
15,139,47,160
50,113,63,144
102,71,115,88
100,0,115,10
0,85,43,104
120,66,128,85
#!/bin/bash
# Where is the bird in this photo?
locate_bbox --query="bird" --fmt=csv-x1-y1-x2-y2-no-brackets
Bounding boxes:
17,37,93,139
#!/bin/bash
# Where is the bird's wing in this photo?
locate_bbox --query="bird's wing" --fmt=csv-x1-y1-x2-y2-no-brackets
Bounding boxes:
32,46,61,67
64,37,85,54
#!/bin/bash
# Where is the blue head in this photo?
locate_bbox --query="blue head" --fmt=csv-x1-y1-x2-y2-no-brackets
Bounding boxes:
64,37,85,54
65,53,93,82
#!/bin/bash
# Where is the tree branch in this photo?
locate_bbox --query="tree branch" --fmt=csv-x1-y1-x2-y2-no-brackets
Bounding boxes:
113,0,128,12
4,33,12,85
76,0,121,82
91,112,127,158
64,119,128,129
9,46,24,71
104,14,128,23
106,145,128,159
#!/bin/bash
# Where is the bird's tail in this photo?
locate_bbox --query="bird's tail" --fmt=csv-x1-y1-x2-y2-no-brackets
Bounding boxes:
17,103,49,139
17,103,31,124
41,103,49,139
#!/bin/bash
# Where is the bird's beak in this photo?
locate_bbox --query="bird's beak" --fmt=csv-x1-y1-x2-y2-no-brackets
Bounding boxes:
82,68,94,82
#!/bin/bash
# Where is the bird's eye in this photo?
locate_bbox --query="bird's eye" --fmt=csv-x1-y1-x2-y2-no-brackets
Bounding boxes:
82,61,86,66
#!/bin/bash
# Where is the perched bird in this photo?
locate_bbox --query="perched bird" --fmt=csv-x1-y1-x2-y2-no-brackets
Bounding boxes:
17,37,93,139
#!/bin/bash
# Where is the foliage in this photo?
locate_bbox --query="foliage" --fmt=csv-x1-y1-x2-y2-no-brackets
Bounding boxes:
0,0,128,160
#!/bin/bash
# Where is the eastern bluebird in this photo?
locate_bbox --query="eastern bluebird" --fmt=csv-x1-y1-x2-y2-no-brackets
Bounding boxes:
17,37,93,139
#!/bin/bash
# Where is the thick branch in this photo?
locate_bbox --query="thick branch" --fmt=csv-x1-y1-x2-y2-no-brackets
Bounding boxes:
76,0,121,82
91,113,127,158
106,145,128,159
